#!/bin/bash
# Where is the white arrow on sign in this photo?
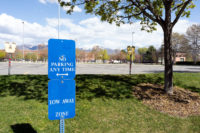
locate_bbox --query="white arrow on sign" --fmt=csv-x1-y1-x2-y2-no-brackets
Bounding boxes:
56,73,69,77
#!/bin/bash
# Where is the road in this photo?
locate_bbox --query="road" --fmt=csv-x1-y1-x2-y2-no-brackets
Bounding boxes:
0,62,200,75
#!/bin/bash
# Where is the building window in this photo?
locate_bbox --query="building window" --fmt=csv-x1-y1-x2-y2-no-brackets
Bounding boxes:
180,58,184,62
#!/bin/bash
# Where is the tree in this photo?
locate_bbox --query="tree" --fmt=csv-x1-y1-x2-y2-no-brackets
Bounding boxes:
91,46,102,61
87,51,95,62
0,50,6,61
172,32,189,63
186,24,200,64
31,53,37,62
110,49,120,61
110,49,127,63
134,53,141,63
119,50,127,63
143,45,157,63
60,0,196,94
76,48,85,62
138,47,148,63
39,48,48,61
25,53,37,62
100,49,109,63
14,48,23,60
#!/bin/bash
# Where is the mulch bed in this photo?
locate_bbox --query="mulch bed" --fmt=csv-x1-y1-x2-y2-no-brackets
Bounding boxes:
133,83,200,117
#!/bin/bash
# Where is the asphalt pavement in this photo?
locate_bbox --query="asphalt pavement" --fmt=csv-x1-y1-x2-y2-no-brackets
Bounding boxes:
0,62,200,75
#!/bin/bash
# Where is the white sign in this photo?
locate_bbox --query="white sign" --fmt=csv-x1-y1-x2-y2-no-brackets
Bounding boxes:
4,42,16,53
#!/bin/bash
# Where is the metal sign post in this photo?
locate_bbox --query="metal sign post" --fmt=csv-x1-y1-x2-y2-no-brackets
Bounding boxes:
8,54,11,75
129,54,132,75
60,116,65,133
127,46,135,75
48,39,76,133
4,42,16,75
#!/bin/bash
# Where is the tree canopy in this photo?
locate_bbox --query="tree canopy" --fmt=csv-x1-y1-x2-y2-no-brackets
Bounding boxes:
59,0,195,31
59,0,197,94
25,53,37,62
100,49,109,62
0,50,6,60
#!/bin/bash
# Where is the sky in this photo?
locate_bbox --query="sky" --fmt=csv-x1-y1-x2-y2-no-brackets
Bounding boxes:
0,0,200,50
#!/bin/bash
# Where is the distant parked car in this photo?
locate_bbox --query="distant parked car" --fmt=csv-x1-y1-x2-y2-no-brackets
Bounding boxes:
16,59,25,61
109,60,121,64
3,59,8,62
113,60,120,64
109,60,113,64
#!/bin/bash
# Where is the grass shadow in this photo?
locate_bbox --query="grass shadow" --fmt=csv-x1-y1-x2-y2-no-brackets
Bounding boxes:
0,73,199,102
0,75,48,102
11,123,37,133
75,74,164,100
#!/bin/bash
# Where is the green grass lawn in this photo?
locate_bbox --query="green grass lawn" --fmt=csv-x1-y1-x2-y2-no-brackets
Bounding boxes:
0,73,200,133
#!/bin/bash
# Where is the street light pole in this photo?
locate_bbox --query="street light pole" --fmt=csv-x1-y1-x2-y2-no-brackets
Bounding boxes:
22,21,24,60
132,32,134,46
58,2,60,39
36,42,38,62
58,2,65,133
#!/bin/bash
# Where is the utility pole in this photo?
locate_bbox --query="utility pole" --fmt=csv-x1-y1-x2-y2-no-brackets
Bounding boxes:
58,2,60,39
22,21,24,60
37,43,39,62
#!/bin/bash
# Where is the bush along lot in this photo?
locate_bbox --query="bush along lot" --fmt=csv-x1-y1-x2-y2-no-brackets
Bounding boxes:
176,61,200,65
0,73,200,133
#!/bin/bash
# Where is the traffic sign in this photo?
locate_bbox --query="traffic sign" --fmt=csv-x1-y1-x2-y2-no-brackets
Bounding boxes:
4,42,16,53
48,39,76,80
48,79,75,120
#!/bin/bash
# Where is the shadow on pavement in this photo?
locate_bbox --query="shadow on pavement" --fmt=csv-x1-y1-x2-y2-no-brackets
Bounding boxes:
144,70,200,73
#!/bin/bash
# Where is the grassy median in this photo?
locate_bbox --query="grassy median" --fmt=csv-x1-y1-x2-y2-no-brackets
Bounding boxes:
0,73,200,133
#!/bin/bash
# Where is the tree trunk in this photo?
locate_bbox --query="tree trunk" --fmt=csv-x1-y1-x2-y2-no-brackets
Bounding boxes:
163,26,173,94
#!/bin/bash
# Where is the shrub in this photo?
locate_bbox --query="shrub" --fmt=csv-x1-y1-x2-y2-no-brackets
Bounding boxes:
176,61,200,65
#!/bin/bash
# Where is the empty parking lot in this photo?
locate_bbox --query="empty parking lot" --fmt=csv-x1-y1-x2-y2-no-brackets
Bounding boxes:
0,62,199,75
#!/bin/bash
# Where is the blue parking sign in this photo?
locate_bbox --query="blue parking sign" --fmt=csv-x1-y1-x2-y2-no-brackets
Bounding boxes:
48,39,76,80
48,80,75,120
48,39,76,121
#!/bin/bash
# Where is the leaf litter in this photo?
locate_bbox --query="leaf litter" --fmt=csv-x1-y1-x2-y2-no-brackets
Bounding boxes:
133,83,200,117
